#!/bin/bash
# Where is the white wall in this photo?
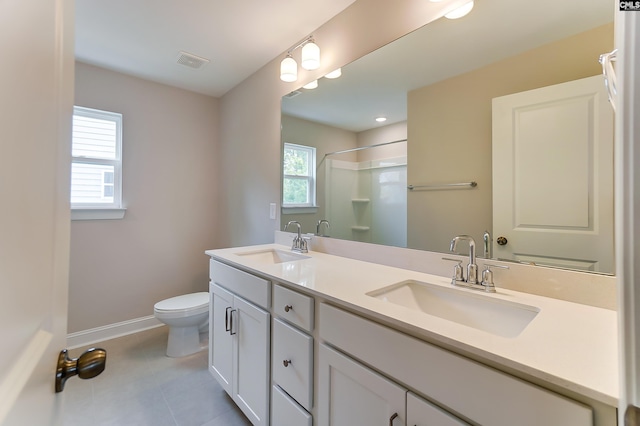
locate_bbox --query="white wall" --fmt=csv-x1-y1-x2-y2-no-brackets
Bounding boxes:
69,62,219,333
217,0,460,248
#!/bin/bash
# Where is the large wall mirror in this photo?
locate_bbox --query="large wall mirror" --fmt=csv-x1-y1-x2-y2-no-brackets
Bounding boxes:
281,0,615,274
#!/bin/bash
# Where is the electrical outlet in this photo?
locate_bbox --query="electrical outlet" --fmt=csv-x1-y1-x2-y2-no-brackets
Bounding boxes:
269,203,276,220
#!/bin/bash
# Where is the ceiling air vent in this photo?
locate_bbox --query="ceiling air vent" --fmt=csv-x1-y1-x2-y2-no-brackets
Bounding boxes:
284,90,302,99
176,51,210,69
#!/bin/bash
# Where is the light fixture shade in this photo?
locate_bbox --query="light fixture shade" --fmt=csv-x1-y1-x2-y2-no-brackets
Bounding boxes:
325,68,342,79
280,56,298,82
303,80,318,89
445,0,474,19
301,42,320,70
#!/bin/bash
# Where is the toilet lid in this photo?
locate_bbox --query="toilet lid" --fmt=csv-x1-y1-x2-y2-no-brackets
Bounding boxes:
154,292,209,311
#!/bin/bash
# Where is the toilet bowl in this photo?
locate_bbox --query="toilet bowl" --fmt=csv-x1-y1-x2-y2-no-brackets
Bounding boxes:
154,292,209,357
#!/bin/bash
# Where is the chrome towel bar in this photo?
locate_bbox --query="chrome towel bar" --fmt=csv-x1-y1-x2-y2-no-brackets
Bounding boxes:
407,181,477,190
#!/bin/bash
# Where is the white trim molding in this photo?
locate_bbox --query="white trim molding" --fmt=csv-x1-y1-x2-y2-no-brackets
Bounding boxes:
66,315,163,349
71,208,126,221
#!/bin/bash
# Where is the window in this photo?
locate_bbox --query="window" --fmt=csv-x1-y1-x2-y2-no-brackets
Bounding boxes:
283,143,316,208
71,106,124,219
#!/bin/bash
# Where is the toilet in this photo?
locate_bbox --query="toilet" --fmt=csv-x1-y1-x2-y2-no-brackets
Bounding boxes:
154,292,209,357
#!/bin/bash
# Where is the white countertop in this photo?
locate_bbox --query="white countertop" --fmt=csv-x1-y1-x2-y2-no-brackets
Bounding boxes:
205,243,618,406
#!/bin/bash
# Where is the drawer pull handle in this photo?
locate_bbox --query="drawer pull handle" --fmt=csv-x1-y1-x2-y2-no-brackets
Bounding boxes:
284,305,293,312
283,359,292,367
389,413,398,425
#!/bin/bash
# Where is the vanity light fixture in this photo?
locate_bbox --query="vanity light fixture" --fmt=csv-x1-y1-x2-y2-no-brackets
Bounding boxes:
325,68,342,79
444,0,474,19
280,35,321,82
303,80,318,89
280,54,298,82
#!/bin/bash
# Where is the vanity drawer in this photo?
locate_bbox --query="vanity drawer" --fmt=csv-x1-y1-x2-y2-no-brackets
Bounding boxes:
272,385,312,426
209,259,270,309
273,283,314,332
272,318,313,410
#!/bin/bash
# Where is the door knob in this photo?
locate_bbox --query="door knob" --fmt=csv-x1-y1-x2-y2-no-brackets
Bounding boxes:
497,236,508,246
55,347,107,392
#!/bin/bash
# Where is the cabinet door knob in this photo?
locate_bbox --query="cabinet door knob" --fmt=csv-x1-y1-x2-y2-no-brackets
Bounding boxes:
497,236,508,246
389,413,398,426
284,304,293,312
283,359,292,367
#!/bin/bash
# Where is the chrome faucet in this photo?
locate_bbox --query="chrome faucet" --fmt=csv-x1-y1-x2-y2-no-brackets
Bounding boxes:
284,221,308,253
444,234,508,293
450,235,478,284
316,219,330,237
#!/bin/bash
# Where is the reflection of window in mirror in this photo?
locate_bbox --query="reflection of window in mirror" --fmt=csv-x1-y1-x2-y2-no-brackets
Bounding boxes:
283,143,316,208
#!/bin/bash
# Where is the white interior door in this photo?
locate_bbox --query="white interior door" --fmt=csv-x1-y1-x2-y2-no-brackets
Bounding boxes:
0,0,74,424
492,75,614,272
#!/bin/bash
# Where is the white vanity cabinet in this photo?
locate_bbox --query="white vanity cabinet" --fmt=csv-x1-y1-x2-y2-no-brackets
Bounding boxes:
318,343,469,426
319,303,594,426
209,260,271,426
406,393,469,426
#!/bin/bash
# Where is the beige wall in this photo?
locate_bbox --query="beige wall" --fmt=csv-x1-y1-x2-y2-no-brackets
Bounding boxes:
69,62,219,332
218,0,460,248
407,23,614,253
356,121,407,162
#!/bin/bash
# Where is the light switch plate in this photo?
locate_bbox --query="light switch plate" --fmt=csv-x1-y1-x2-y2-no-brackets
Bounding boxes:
269,203,276,220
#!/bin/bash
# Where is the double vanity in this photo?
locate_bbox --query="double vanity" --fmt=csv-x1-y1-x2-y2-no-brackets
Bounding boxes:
205,241,618,425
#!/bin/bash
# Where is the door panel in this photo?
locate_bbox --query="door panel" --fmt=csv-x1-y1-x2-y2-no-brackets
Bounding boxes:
0,0,73,424
492,75,614,272
318,344,406,426
234,296,270,426
210,284,234,394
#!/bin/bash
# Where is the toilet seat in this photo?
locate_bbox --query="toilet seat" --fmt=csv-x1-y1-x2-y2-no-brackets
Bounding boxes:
154,292,209,318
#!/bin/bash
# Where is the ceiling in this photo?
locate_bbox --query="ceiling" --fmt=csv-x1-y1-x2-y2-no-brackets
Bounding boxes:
75,0,357,97
281,0,614,132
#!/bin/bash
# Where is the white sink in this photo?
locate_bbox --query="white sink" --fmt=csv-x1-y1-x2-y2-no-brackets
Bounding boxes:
235,248,310,264
367,280,539,338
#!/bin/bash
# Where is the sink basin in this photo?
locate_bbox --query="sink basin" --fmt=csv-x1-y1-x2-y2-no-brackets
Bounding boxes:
367,280,539,338
235,248,310,264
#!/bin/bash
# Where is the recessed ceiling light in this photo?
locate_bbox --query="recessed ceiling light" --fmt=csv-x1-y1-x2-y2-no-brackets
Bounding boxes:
375,117,387,123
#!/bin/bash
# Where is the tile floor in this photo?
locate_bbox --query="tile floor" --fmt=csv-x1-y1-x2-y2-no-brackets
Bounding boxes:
59,326,251,426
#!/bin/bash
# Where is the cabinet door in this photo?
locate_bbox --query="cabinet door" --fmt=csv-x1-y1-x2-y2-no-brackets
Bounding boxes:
407,392,469,426
210,283,234,395
234,295,270,426
318,343,406,426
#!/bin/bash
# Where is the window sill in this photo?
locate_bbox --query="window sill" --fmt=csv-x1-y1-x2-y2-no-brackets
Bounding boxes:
282,206,318,215
71,208,127,221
